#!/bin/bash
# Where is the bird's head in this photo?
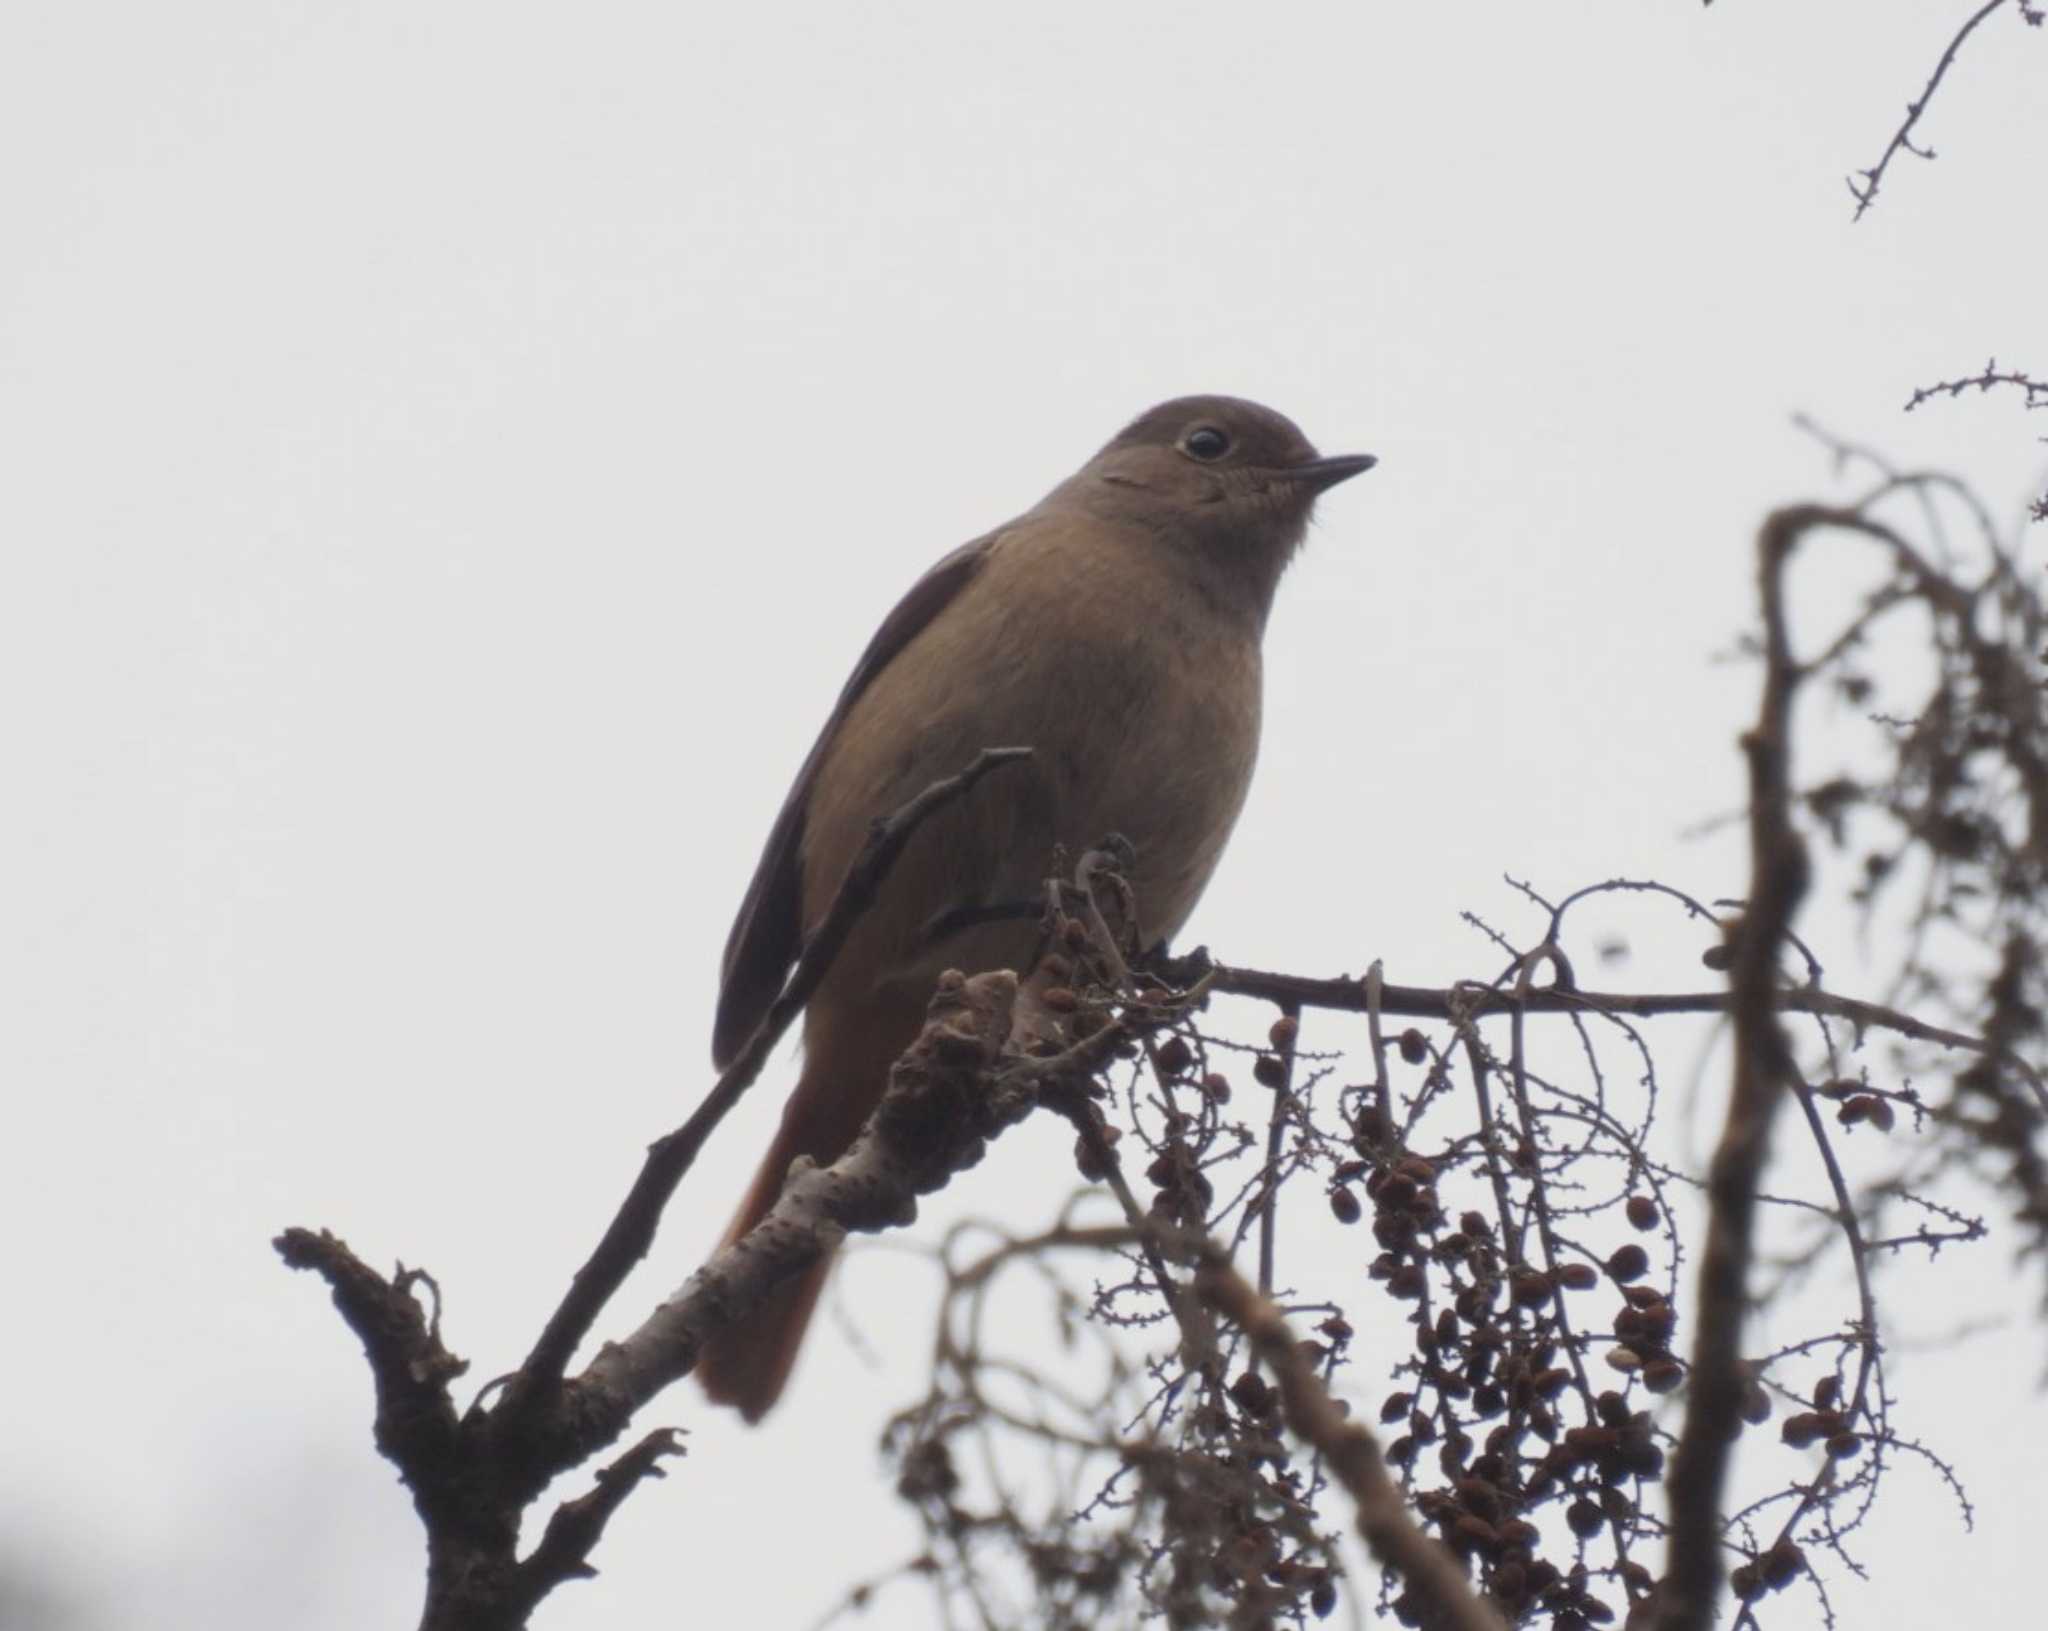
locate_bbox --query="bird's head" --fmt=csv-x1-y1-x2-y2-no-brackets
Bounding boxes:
1065,395,1375,605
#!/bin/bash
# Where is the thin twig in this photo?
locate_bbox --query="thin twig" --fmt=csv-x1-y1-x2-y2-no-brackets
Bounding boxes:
1848,0,2015,220
1205,965,2047,1116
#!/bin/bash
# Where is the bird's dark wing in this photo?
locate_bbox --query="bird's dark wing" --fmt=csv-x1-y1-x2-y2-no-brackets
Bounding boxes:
711,532,1002,1068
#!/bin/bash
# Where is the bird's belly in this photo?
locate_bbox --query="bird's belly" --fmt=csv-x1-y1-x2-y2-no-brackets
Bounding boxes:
806,615,1260,995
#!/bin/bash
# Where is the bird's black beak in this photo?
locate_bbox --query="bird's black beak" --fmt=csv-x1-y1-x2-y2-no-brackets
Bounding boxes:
1286,452,1378,493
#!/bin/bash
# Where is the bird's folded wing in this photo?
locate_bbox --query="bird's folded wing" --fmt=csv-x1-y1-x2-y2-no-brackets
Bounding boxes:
710,530,1004,1068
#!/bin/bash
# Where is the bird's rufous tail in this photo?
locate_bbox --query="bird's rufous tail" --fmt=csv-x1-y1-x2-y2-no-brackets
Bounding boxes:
694,1107,838,1422
696,995,916,1421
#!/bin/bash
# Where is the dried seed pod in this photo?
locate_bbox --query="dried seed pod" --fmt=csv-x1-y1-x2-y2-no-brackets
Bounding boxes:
1566,1498,1605,1539
1253,1053,1287,1089
1310,1574,1338,1619
1352,1104,1392,1147
1387,1264,1427,1299
1455,1477,1503,1520
1813,1374,1840,1410
1629,1299,1676,1349
1511,1268,1555,1307
1531,1366,1573,1399
1604,1345,1643,1374
1606,1244,1651,1283
1380,1390,1412,1424
1468,1320,1506,1351
1452,1515,1500,1551
1329,1186,1362,1225
1374,1213,1416,1251
1825,1431,1862,1459
1780,1412,1826,1449
1154,1034,1193,1076
1761,1540,1806,1590
1625,1194,1660,1231
1460,1210,1492,1239
1230,1371,1275,1417
1398,1027,1429,1064
1319,1313,1353,1342
1642,1357,1685,1394
1741,1377,1773,1425
1268,1014,1299,1050
1729,1563,1765,1602
1556,1262,1600,1292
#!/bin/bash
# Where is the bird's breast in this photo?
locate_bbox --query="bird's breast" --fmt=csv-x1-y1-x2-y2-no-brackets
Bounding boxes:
803,521,1266,988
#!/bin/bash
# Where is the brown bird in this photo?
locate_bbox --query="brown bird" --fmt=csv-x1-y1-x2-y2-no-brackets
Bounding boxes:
698,395,1374,1420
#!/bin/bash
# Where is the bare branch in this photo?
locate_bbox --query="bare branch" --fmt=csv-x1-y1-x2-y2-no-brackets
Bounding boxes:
508,745,1035,1402
1656,505,1816,1631
1905,362,2048,521
1847,0,2022,221
576,968,1038,1414
1205,963,2046,1116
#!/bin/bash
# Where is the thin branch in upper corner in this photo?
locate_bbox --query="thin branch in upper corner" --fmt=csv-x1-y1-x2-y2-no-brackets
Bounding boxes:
1846,0,2031,221
1905,363,2048,521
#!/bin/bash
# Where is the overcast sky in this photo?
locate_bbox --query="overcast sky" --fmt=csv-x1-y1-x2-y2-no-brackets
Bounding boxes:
4,4,2044,1628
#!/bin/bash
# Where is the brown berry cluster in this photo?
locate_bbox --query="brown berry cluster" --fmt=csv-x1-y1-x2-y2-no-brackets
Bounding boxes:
1778,1372,1860,1461
1340,1146,1695,1624
1166,1351,1345,1622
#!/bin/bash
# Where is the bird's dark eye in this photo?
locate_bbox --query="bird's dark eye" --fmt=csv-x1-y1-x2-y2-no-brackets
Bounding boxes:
1183,426,1230,461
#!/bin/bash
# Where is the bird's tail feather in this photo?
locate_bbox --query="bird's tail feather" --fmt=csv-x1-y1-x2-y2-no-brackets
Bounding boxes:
696,1000,909,1421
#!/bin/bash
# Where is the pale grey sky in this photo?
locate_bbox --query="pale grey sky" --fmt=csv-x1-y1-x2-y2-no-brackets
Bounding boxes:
3,4,2043,1628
